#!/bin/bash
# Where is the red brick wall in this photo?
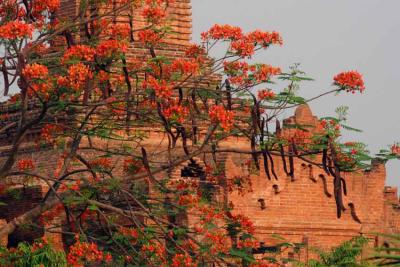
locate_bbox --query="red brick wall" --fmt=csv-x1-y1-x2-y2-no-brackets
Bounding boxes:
223,105,400,257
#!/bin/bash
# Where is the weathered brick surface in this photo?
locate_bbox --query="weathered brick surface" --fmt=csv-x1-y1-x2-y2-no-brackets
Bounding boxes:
223,105,400,257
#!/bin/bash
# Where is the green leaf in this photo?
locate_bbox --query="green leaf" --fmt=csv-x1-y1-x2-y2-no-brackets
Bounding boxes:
229,248,255,263
341,124,363,133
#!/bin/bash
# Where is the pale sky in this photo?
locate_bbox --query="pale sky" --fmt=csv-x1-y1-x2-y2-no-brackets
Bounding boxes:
192,0,400,187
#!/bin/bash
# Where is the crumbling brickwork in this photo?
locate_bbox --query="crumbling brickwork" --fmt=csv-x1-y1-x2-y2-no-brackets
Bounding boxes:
222,105,400,258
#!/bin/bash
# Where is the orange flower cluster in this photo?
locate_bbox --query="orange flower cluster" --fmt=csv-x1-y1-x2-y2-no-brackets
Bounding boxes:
142,6,166,23
145,0,175,4
230,214,255,235
333,70,365,93
0,1,26,20
224,61,280,86
169,58,199,75
391,144,400,155
67,240,112,266
336,150,356,166
62,45,96,63
198,206,224,224
224,61,251,76
138,29,162,45
204,231,230,254
143,77,173,98
97,70,110,83
32,0,60,14
230,39,256,58
119,227,139,244
185,44,205,58
17,159,35,171
209,105,234,131
258,89,275,100
172,253,194,267
247,30,283,47
22,64,49,80
40,124,62,143
106,23,131,39
0,21,32,39
96,40,128,58
201,24,243,41
163,103,189,123
202,25,282,58
140,241,166,261
254,64,281,82
60,63,93,91
320,119,341,138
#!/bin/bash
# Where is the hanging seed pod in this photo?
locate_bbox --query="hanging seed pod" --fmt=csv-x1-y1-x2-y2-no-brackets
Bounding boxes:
225,79,232,110
178,87,183,105
279,144,289,176
341,178,347,196
322,148,330,176
64,30,75,48
288,144,295,181
291,141,298,156
251,135,260,170
1,61,9,96
266,150,278,180
275,120,281,135
180,127,190,157
318,174,332,198
348,203,362,224
128,14,135,42
156,102,177,146
329,142,346,218
308,164,317,182
262,151,271,180
260,118,265,143
212,144,217,165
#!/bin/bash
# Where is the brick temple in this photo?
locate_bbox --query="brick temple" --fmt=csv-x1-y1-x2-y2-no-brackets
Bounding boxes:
0,0,399,260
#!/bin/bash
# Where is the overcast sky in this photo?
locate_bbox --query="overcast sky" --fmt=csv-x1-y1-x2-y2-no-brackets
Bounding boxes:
192,0,400,187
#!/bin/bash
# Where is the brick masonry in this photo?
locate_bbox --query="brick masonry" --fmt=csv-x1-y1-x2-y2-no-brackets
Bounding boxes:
222,105,400,255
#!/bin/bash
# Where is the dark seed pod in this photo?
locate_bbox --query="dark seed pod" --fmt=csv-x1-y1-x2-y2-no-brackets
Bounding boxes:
348,203,362,224
266,150,278,180
341,178,347,196
318,174,332,198
322,148,330,176
262,151,271,180
275,120,281,135
225,79,232,110
279,144,289,176
180,127,190,157
178,87,183,104
288,144,295,181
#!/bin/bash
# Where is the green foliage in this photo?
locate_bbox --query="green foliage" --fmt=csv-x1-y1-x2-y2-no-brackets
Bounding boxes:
370,234,400,266
0,240,67,267
306,237,371,267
